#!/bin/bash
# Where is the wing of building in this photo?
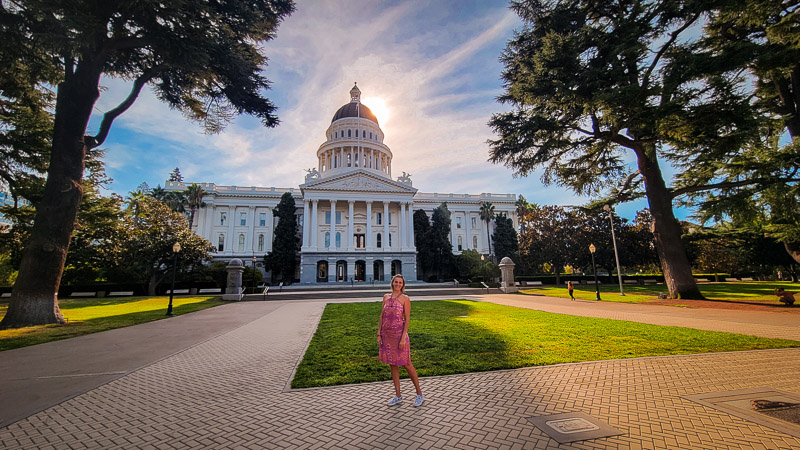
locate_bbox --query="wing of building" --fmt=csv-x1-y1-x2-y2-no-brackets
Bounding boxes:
165,84,517,283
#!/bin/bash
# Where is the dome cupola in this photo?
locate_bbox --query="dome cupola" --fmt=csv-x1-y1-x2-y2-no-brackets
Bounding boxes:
332,82,379,124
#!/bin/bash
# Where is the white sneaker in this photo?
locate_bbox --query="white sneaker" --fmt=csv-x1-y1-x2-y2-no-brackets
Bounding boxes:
388,396,403,406
413,394,424,407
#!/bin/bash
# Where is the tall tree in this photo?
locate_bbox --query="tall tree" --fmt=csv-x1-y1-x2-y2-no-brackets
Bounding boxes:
1,0,294,329
518,205,574,284
492,213,518,263
413,209,432,280
429,203,455,281
185,183,207,230
488,0,770,299
479,201,495,260
168,167,184,183
265,192,299,284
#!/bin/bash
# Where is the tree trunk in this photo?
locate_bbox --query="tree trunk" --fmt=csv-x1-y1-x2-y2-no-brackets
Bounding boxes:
0,65,101,329
148,272,159,296
784,241,800,265
636,146,704,299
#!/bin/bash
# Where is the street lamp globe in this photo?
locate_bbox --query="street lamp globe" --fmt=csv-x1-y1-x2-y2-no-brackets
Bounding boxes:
589,243,596,254
172,242,181,253
166,241,182,316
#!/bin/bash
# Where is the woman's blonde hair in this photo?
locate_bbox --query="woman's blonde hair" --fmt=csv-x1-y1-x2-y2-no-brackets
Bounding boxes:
390,274,406,293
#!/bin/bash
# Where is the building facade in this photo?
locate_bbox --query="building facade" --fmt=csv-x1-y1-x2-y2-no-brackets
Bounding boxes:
167,84,517,283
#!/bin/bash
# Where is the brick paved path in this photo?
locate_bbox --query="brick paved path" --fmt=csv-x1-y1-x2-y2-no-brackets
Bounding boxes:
1,296,799,449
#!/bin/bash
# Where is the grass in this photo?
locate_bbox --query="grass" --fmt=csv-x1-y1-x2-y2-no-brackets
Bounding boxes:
291,300,800,388
0,296,224,352
520,281,800,304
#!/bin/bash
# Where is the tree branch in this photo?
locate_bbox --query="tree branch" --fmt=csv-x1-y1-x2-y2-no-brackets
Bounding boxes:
642,13,701,90
86,65,165,148
671,176,800,198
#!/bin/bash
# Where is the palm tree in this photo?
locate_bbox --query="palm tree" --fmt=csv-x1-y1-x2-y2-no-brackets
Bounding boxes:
149,185,167,202
515,195,531,223
164,190,187,213
185,183,207,229
125,189,147,220
479,201,495,261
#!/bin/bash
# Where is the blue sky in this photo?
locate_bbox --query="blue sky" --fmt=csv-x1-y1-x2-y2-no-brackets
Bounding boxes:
88,0,666,221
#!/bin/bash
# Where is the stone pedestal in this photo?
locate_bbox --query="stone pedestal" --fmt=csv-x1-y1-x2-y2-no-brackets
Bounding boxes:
499,256,518,293
223,259,244,301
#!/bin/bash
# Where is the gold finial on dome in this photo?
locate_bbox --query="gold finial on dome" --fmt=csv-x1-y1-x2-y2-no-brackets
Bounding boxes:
350,82,361,103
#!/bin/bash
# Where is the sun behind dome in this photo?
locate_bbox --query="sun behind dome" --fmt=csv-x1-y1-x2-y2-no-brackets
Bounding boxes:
331,83,379,125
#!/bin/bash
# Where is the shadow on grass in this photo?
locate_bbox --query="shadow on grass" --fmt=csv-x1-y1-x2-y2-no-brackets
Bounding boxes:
291,300,511,388
0,298,223,352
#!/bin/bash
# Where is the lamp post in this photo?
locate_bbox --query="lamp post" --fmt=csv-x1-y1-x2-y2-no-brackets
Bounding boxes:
589,244,601,301
252,255,257,295
604,204,625,296
166,242,181,316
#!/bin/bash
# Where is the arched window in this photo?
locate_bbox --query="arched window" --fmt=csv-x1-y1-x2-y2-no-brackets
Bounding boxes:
220,212,227,226
473,235,478,250
218,234,225,252
325,232,330,248
376,233,382,248
336,232,341,248
258,234,264,252
458,236,463,251
238,234,245,252
348,129,351,137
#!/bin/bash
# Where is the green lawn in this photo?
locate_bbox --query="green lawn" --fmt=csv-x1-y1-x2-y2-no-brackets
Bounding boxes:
291,300,800,388
520,281,800,304
0,296,224,352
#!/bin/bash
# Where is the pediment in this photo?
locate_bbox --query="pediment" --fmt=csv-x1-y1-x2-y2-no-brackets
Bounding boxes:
301,170,417,194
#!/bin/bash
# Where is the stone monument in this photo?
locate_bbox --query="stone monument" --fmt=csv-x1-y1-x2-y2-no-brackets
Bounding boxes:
499,256,518,293
223,258,244,301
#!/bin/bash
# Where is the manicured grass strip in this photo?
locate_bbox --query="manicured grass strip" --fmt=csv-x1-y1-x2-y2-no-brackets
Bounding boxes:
520,281,800,304
0,296,224,352
291,300,799,388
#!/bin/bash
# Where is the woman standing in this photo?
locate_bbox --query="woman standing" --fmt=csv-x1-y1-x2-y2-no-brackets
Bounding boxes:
377,274,424,407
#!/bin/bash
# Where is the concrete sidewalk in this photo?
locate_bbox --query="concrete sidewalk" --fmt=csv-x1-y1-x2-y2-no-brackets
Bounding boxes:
1,295,799,448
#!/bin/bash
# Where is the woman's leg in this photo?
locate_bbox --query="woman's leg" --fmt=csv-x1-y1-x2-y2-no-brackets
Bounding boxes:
403,363,422,395
390,365,401,397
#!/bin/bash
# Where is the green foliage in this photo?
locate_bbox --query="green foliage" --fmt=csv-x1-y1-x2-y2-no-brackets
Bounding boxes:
479,201,495,257
265,192,299,283
291,300,799,388
413,209,432,279
428,203,455,280
492,213,518,262
185,183,207,229
455,249,483,278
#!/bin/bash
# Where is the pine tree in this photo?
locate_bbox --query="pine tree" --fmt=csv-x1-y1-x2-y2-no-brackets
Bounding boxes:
168,168,184,183
266,192,300,284
492,214,518,263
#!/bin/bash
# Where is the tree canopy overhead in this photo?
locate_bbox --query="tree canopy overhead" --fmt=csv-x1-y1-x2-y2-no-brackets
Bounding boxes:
1,0,295,329
487,0,783,299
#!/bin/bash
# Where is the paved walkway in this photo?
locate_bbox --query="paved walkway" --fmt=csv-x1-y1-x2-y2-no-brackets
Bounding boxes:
1,294,799,449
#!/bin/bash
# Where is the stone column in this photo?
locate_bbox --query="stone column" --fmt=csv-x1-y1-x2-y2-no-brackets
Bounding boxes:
247,206,256,253
464,210,471,250
383,202,390,251
348,200,355,250
223,259,244,301
302,200,310,249
330,200,336,249
365,201,373,250
226,206,235,255
450,213,456,252
265,207,274,253
408,203,415,250
203,202,215,245
311,200,319,250
384,258,392,282
399,202,407,249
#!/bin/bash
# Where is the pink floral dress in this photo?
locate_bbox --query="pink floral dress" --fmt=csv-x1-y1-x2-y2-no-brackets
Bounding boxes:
379,295,410,366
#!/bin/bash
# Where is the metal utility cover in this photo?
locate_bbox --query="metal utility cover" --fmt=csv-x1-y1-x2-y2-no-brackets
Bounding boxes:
527,412,624,444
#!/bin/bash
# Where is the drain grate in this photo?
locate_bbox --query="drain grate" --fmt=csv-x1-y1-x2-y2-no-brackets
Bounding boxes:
526,412,623,444
683,387,800,438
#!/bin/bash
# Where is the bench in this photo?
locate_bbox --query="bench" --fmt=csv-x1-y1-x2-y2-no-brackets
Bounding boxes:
643,279,658,284
1,292,11,298
165,289,190,295
198,288,222,294
108,291,134,297
740,277,754,282
480,282,490,293
528,281,542,286
624,280,639,285
262,286,270,300
69,291,97,297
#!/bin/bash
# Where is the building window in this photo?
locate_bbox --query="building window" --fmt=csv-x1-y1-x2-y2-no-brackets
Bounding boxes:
355,234,365,249
456,217,462,229
376,233,382,248
325,211,330,224
348,129,351,137
336,232,341,248
473,235,478,249
471,217,477,228
458,236,463,251
370,132,373,139
336,212,342,224
220,212,227,226
258,234,264,252
388,212,392,225
299,214,304,227
325,232,330,248
362,130,366,138
218,234,225,252
376,212,382,225
259,213,266,226
388,233,392,247
240,212,246,226
238,234,245,252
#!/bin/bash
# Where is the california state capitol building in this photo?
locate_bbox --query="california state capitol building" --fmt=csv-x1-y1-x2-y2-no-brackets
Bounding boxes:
166,84,517,284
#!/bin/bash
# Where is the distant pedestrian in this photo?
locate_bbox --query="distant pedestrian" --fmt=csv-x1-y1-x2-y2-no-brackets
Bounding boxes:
378,274,424,407
567,281,575,301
